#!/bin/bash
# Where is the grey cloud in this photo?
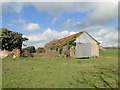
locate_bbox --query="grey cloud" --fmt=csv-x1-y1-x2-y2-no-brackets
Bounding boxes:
2,2,117,28
72,3,117,30
31,2,98,15
52,17,58,24
2,2,29,13
90,27,118,47
59,19,74,29
2,2,97,14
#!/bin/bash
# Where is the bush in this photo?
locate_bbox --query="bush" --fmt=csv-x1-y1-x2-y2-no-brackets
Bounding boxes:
23,46,36,53
21,49,33,57
36,47,45,53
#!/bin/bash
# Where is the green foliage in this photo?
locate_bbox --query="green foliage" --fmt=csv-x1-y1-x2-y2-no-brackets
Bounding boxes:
21,49,33,57
23,46,36,53
0,28,28,51
36,47,45,53
69,39,76,46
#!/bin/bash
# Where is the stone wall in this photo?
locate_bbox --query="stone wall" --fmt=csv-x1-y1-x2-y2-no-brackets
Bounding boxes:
0,49,20,58
61,45,70,57
47,45,76,58
45,50,59,57
45,45,76,58
70,46,75,57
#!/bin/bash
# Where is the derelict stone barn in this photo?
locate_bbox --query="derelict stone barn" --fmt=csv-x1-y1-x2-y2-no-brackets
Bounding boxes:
44,31,100,58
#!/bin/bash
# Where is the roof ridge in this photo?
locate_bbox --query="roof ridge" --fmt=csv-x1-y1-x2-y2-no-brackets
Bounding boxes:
45,31,85,48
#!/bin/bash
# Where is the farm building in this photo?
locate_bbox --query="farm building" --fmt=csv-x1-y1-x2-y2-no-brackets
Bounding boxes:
44,31,100,58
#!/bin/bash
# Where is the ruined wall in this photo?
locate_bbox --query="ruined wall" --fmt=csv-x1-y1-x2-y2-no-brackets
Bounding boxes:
45,45,76,58
61,45,70,57
45,50,59,57
0,49,20,58
70,46,75,57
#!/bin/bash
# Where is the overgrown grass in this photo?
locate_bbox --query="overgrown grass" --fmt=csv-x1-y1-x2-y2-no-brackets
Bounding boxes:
100,49,118,57
2,49,118,88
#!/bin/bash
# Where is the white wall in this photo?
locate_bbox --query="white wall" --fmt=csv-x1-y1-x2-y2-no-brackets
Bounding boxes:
91,44,99,57
75,43,99,58
75,43,92,58
75,32,97,44
75,32,99,58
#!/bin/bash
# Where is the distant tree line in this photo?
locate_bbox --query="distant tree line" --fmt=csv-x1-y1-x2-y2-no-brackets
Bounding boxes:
22,46,45,53
22,46,36,53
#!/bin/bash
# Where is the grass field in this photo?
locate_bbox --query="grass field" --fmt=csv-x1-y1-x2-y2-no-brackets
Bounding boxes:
2,49,118,88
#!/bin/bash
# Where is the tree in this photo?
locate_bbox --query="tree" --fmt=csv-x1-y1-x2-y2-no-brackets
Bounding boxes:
24,46,36,53
0,28,28,51
36,47,45,53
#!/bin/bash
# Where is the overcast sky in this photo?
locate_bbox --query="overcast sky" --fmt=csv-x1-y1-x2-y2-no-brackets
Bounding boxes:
1,0,119,48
